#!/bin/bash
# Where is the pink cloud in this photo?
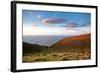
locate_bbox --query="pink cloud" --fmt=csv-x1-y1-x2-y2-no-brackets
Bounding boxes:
42,18,67,25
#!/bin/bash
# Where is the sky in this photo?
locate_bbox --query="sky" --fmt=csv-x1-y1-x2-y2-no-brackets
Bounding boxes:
22,10,91,36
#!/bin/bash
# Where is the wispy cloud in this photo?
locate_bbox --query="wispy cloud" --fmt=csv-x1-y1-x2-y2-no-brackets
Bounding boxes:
42,18,67,25
37,15,42,20
66,22,78,28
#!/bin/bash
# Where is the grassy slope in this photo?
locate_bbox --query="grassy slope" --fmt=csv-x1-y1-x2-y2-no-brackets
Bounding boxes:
51,34,91,48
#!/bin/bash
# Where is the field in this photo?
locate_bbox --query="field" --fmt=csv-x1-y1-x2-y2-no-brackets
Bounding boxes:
23,49,90,62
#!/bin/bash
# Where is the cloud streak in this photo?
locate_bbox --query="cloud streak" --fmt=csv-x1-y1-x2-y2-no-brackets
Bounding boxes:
42,18,67,25
66,22,78,28
65,22,90,28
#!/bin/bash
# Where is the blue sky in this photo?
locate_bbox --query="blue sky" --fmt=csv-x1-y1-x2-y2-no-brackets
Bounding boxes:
22,10,91,36
22,10,91,27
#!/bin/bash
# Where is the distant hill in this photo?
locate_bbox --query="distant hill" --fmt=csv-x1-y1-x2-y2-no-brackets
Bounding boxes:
51,34,91,49
23,36,68,47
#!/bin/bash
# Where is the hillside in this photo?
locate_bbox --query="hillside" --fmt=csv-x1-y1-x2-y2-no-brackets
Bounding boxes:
23,34,91,62
51,34,91,49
